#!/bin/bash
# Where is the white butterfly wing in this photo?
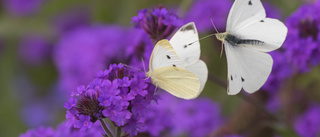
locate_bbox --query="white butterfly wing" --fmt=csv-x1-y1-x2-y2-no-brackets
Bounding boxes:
225,42,273,94
151,66,200,99
185,60,208,93
227,0,265,33
148,39,201,99
169,22,200,66
224,42,242,95
234,18,288,52
149,39,183,72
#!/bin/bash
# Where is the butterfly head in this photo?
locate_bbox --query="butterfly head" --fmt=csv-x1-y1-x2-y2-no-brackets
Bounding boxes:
215,32,228,43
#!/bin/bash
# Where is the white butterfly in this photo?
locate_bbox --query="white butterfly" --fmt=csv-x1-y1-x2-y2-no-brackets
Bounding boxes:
216,0,288,95
146,22,208,99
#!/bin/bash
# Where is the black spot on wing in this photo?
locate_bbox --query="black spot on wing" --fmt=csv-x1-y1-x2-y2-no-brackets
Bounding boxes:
181,24,196,33
231,75,233,81
260,20,264,22
184,45,188,48
248,0,252,5
173,64,176,67
241,77,245,82
166,55,171,59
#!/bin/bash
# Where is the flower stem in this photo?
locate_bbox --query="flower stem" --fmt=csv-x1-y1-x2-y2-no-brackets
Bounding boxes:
208,73,279,121
115,126,122,137
99,119,114,137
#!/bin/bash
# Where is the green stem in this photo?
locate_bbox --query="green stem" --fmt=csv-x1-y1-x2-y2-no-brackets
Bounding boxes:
99,119,114,137
115,126,122,137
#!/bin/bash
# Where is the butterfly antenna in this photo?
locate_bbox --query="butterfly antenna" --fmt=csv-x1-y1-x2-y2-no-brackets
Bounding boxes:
211,16,224,57
210,16,220,34
141,57,147,74
120,63,142,72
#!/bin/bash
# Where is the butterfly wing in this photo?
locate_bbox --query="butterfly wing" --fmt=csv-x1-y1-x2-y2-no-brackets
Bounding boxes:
185,60,208,93
226,0,265,33
169,22,200,66
233,18,287,52
224,42,242,95
225,42,273,94
151,66,200,99
148,39,183,72
148,39,201,99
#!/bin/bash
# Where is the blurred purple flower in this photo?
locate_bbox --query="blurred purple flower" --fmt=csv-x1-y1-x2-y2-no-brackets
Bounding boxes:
294,104,320,137
64,64,157,136
262,51,292,93
19,126,54,137
20,121,103,137
132,7,183,43
185,0,232,32
19,35,51,65
52,8,90,33
54,26,127,93
142,92,223,137
284,1,320,72
125,28,154,69
3,0,46,16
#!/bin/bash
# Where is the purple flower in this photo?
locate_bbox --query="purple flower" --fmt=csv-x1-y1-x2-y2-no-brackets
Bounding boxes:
19,35,51,65
75,115,93,131
131,7,183,43
224,135,244,137
20,121,103,137
283,1,320,72
19,127,54,137
294,104,320,137
52,8,90,33
3,0,46,16
185,0,232,32
54,26,127,93
125,28,154,69
262,51,292,93
64,64,157,135
142,92,223,136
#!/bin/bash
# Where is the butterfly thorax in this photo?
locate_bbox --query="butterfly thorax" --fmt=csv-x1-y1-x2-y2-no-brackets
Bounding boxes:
217,32,266,46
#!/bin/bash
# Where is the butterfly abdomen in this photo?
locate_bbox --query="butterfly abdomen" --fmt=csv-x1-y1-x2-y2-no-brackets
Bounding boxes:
225,34,266,46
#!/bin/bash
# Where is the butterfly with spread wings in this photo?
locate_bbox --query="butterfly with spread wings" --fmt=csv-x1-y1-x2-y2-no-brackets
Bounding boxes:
216,0,288,95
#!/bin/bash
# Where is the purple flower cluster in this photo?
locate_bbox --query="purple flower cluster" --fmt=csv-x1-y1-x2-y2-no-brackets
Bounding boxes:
20,121,103,137
64,64,156,136
142,92,223,137
283,0,320,72
132,7,183,43
54,26,127,92
294,104,320,137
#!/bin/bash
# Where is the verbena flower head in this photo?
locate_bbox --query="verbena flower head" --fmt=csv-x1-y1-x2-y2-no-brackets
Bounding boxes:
185,0,232,32
131,7,183,43
54,26,127,92
294,104,320,137
284,1,320,72
64,64,157,136
142,92,223,137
